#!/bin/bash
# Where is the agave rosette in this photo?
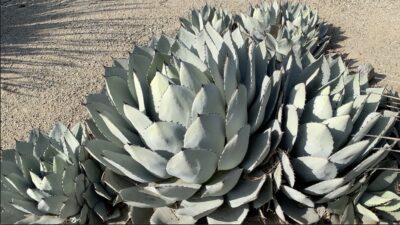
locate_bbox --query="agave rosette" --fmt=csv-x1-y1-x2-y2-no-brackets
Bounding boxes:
181,1,330,61
0,123,119,224
83,6,399,222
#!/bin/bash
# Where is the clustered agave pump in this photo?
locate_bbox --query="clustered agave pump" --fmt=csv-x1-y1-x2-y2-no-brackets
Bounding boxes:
0,123,123,224
1,1,399,224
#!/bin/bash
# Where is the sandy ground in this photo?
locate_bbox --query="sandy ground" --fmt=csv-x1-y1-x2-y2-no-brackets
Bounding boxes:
1,0,400,149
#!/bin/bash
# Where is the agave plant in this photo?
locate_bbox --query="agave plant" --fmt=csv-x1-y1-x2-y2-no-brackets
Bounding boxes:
83,5,400,222
328,158,399,224
180,1,330,61
0,123,120,224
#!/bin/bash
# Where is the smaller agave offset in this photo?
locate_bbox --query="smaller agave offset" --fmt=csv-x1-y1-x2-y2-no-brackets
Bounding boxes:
0,123,120,224
328,158,400,224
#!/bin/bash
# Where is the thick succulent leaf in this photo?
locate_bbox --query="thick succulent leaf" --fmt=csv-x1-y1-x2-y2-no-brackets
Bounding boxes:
252,175,273,209
223,55,238,103
201,168,242,197
293,123,334,157
102,150,160,183
304,178,346,196
33,132,50,159
281,185,314,207
176,196,224,220
123,104,152,135
38,196,68,215
93,202,108,222
10,199,43,215
1,211,25,224
93,183,112,201
280,151,295,187
349,112,381,144
368,170,399,192
159,85,195,127
280,105,299,151
129,65,148,114
283,51,303,96
274,162,283,190
218,125,250,170
205,46,224,97
13,142,32,157
361,111,398,158
130,207,153,224
74,174,85,206
177,27,196,48
323,115,353,150
124,145,170,179
101,169,135,193
280,198,320,224
1,190,26,212
329,140,369,171
184,114,225,155
15,215,64,224
344,148,388,183
26,188,50,202
273,198,286,223
254,41,268,88
1,161,22,177
328,195,349,216
352,88,384,130
316,182,353,203
360,192,392,207
244,42,256,105
335,101,353,117
179,62,210,93
150,207,197,224
207,204,249,224
142,122,185,154
166,149,218,184
86,119,106,140
241,129,271,173
350,95,368,122
32,173,63,195
192,84,225,119
301,95,333,123
249,75,272,132
262,70,283,123
48,122,67,142
356,203,380,224
150,72,171,116
152,180,201,202
81,159,102,183
106,76,137,115
292,156,337,182
340,203,356,224
226,85,248,140
287,83,306,113
86,101,137,146
119,187,171,208
79,204,89,224
85,139,127,174
226,173,266,208
171,40,208,73
374,192,400,211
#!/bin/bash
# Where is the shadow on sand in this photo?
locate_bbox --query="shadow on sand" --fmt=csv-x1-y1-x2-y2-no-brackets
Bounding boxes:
1,0,153,95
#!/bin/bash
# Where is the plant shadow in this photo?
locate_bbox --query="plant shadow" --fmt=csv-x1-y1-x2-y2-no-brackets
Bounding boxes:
1,0,153,95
